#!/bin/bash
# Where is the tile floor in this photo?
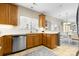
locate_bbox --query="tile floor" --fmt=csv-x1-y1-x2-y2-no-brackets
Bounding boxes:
8,45,78,56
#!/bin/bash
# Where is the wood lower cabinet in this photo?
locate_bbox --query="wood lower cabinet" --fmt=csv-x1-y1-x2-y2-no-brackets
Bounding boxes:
32,34,39,47
49,34,57,49
46,34,51,48
42,34,47,46
0,33,59,55
26,34,42,49
0,35,13,55
42,34,59,49
39,34,42,45
26,34,34,48
27,33,59,49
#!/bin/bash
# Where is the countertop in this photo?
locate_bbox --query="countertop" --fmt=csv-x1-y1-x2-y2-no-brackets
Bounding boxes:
0,32,59,37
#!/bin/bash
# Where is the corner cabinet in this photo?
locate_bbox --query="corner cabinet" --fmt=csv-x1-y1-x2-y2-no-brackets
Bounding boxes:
0,4,18,25
43,34,60,49
26,33,59,49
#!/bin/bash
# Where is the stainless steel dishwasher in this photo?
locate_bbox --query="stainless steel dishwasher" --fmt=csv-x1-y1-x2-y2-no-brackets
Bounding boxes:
12,35,26,52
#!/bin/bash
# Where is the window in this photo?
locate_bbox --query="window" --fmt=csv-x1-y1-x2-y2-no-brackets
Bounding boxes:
63,22,71,32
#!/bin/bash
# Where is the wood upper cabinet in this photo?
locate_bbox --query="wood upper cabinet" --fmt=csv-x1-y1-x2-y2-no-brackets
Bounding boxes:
0,35,13,55
0,3,18,25
9,4,18,25
39,14,46,28
0,4,9,24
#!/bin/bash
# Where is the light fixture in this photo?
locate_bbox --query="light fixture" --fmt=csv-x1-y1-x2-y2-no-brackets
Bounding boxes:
30,3,38,9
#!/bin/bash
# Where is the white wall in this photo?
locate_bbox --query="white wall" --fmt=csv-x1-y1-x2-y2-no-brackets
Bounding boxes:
46,16,61,32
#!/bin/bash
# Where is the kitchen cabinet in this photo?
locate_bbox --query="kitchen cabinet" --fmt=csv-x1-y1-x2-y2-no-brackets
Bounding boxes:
26,34,42,49
0,35,13,55
42,34,47,46
32,34,39,46
49,34,57,49
0,38,3,56
46,34,51,48
27,33,59,49
42,34,59,49
26,34,34,48
0,33,59,55
0,3,18,25
39,34,43,45
9,4,18,25
0,48,3,56
33,34,42,46
39,14,46,28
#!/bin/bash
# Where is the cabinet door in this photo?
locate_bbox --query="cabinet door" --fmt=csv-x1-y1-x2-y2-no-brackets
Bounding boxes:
42,34,47,46
50,34,57,49
46,34,51,48
9,4,17,25
39,14,45,28
26,35,34,48
33,34,39,47
39,34,42,45
0,37,3,56
2,35,13,55
0,4,17,25
0,4,9,24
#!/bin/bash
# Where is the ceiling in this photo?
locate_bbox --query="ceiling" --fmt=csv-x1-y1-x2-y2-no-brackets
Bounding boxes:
16,3,78,22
